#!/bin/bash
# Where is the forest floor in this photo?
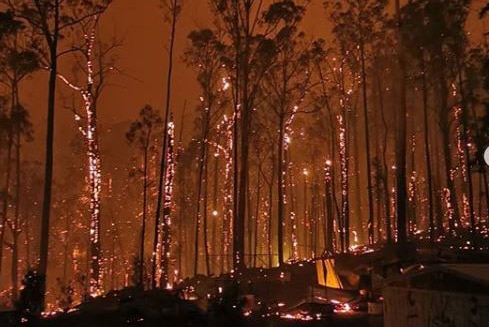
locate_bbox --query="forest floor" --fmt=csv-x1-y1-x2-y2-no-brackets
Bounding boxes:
0,287,384,327
4,310,383,327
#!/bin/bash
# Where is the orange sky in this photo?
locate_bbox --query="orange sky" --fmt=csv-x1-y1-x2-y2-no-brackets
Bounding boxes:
20,0,487,169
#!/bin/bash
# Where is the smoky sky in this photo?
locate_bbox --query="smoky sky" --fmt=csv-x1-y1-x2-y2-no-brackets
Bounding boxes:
19,0,486,174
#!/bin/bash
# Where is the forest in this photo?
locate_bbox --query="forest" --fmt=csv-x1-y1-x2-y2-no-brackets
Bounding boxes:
0,0,488,317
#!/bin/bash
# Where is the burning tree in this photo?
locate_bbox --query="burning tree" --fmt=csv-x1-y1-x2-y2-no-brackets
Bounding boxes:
152,0,182,289
126,105,163,289
56,8,118,296
0,10,38,302
3,0,112,307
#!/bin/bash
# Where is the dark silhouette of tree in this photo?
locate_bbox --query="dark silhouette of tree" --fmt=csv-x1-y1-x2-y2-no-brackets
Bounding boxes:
153,0,182,288
127,105,162,289
184,28,226,276
0,9,37,302
401,0,473,241
465,47,489,224
402,1,437,242
329,0,388,245
394,0,409,246
211,0,307,270
260,0,311,263
3,0,111,308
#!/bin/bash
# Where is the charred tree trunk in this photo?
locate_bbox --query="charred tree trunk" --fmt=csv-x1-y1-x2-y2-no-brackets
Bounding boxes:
0,85,15,276
277,114,285,265
12,84,21,301
39,28,59,308
456,55,476,243
139,138,150,288
420,53,435,242
253,162,261,267
153,0,179,288
395,0,408,245
360,40,375,245
325,162,334,253
203,149,210,276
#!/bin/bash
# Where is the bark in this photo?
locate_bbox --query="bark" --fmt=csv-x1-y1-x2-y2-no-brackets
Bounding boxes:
360,40,375,245
277,114,285,265
153,0,179,288
438,68,460,233
456,55,476,243
253,162,261,267
325,163,334,253
395,0,408,245
203,149,210,276
420,53,435,242
39,32,59,309
0,86,15,275
139,140,149,288
11,83,21,302
483,168,489,222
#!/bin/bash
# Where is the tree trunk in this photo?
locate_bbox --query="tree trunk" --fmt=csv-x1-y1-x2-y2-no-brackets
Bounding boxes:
287,152,297,258
39,36,59,309
253,163,261,267
153,0,178,288
193,149,203,276
0,86,15,275
84,23,103,294
483,168,489,222
420,53,435,242
360,40,375,245
277,115,285,265
203,148,210,276
12,85,21,302
456,56,476,243
338,113,349,253
87,109,102,295
395,0,408,245
233,2,253,272
325,162,334,252
212,136,219,273
193,111,210,276
139,144,149,288
267,153,275,268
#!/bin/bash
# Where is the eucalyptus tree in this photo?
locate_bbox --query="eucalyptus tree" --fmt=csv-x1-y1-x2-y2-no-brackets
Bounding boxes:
393,0,409,245
259,0,314,263
401,0,441,241
184,28,226,275
3,0,111,308
447,1,476,242
0,10,37,300
308,39,344,252
153,0,182,288
465,47,489,223
329,0,388,245
211,0,309,269
400,0,473,240
57,7,118,295
127,105,163,289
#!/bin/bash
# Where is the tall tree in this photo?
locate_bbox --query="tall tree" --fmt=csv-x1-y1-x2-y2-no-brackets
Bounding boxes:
153,0,182,288
211,0,305,269
184,29,225,275
401,1,436,241
126,105,162,288
394,0,408,245
59,12,116,296
4,0,110,308
0,10,37,300
260,0,311,263
329,0,387,245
